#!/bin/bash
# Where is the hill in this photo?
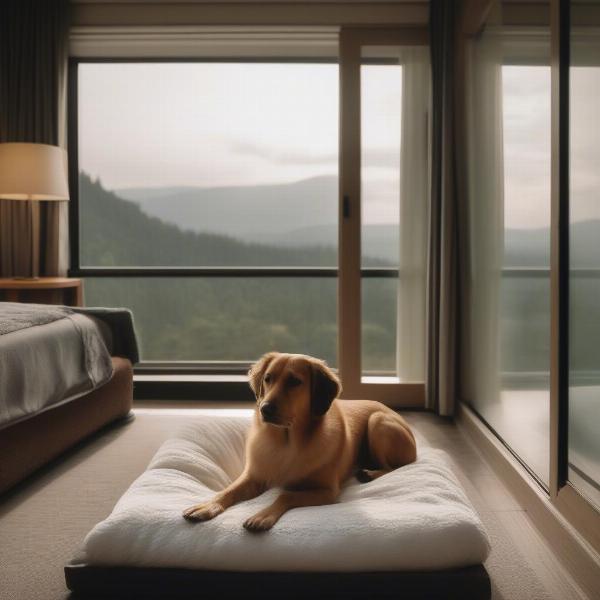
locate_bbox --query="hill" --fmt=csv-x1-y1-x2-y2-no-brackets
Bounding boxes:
117,179,599,268
79,173,396,368
81,174,338,267
116,176,338,243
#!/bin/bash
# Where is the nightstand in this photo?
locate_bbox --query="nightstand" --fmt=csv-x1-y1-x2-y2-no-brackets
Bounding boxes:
0,277,83,307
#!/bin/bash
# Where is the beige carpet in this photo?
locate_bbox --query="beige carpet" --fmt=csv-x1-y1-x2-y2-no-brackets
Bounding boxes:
0,407,585,600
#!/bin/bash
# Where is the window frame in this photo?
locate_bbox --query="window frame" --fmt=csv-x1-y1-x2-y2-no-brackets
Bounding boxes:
67,32,428,406
338,27,428,406
68,56,396,371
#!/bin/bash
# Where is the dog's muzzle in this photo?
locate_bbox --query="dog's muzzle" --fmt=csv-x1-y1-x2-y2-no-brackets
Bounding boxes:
260,402,278,423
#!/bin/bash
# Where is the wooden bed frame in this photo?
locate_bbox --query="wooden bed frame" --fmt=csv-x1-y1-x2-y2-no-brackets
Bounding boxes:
0,356,133,495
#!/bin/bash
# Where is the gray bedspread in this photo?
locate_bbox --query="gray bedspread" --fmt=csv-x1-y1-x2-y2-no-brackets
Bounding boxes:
0,302,138,429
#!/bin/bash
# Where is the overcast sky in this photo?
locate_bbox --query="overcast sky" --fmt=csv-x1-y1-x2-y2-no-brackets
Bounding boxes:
79,61,598,230
79,63,339,189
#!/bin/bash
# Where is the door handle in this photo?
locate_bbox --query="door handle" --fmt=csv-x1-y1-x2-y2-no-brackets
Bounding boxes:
343,195,350,219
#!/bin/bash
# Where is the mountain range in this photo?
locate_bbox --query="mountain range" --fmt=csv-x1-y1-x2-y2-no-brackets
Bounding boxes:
116,176,599,268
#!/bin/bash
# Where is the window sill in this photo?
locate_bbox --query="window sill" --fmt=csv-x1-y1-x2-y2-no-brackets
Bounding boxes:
135,374,248,383
133,374,254,401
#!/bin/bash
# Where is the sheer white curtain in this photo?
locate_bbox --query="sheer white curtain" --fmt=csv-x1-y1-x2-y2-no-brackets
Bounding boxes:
465,28,505,409
397,46,430,382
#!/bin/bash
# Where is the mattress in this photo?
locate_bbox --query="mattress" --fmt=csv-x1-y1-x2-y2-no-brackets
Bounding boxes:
0,302,137,430
69,415,491,593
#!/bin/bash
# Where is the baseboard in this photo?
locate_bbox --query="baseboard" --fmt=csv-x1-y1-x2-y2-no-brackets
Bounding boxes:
456,402,600,599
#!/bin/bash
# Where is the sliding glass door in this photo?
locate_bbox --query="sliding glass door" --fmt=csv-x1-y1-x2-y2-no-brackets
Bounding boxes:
465,0,600,548
466,12,552,486
568,2,600,509
338,29,429,404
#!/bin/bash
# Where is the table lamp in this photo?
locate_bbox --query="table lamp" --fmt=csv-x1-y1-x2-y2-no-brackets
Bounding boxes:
0,142,69,279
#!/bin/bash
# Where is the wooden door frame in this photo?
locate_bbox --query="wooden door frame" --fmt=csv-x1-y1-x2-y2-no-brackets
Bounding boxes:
338,27,428,407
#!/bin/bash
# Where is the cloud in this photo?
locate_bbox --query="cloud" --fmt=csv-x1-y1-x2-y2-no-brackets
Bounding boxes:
229,140,337,165
229,140,400,168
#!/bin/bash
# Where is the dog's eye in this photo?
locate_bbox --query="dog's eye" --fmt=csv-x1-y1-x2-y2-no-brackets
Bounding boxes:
264,373,272,384
287,376,302,388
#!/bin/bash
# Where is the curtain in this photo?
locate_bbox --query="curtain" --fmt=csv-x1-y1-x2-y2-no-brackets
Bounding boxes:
427,0,459,415
0,0,70,277
397,47,430,382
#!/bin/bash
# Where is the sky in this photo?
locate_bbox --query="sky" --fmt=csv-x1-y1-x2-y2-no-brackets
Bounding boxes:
79,63,339,190
79,60,599,230
503,64,600,229
79,62,402,226
502,66,552,230
570,67,600,225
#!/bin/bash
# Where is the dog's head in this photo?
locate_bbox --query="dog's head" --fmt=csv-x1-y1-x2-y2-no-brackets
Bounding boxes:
248,352,341,427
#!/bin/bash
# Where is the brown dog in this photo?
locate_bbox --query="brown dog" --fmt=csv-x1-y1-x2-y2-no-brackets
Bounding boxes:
183,352,417,531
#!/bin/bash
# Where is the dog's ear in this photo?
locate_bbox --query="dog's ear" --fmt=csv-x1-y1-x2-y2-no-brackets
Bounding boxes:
248,352,278,400
310,360,341,417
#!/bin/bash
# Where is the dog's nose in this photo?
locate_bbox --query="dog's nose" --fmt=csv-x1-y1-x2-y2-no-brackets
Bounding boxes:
260,402,277,420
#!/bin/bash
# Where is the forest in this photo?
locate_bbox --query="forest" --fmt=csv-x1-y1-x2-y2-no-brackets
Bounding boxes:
80,173,396,370
80,172,599,377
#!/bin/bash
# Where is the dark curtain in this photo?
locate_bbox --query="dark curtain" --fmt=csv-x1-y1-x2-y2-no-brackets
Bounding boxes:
0,0,70,277
427,0,459,415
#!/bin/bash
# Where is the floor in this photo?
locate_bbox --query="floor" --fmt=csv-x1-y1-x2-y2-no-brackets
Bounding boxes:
0,402,589,600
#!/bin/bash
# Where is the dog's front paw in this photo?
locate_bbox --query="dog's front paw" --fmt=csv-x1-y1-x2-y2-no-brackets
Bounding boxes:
183,502,224,522
243,512,277,532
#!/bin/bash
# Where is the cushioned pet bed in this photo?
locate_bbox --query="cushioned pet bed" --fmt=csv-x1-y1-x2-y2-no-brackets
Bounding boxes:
66,416,492,599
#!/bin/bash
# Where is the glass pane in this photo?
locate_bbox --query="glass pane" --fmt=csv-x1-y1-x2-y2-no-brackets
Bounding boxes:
359,46,428,382
78,63,338,267
360,54,400,379
84,277,337,364
467,15,551,486
361,278,397,374
569,32,600,505
498,65,551,485
498,275,551,480
360,57,401,268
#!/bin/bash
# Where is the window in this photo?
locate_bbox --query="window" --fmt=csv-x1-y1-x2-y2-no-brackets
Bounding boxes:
569,63,600,507
69,30,429,403
500,64,551,484
360,60,402,374
466,27,552,486
465,3,600,549
75,61,340,365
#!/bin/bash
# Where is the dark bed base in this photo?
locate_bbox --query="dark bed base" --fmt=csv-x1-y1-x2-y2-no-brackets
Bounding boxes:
0,356,133,495
64,563,491,599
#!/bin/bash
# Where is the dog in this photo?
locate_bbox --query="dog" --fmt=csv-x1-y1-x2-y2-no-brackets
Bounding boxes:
183,352,417,532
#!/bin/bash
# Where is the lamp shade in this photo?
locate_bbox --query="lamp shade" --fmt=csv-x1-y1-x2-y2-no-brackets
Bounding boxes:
0,142,69,201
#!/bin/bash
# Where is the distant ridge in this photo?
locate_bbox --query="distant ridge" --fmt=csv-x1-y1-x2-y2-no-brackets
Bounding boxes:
116,175,338,241
80,173,338,267
116,177,599,267
82,173,395,267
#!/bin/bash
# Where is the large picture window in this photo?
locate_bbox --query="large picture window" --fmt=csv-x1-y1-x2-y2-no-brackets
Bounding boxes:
74,61,341,365
69,31,429,404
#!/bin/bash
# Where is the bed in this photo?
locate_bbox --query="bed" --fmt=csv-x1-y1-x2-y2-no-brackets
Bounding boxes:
0,302,138,494
66,416,492,599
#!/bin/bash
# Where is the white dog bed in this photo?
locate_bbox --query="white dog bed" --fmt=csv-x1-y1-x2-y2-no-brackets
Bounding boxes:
66,415,491,597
